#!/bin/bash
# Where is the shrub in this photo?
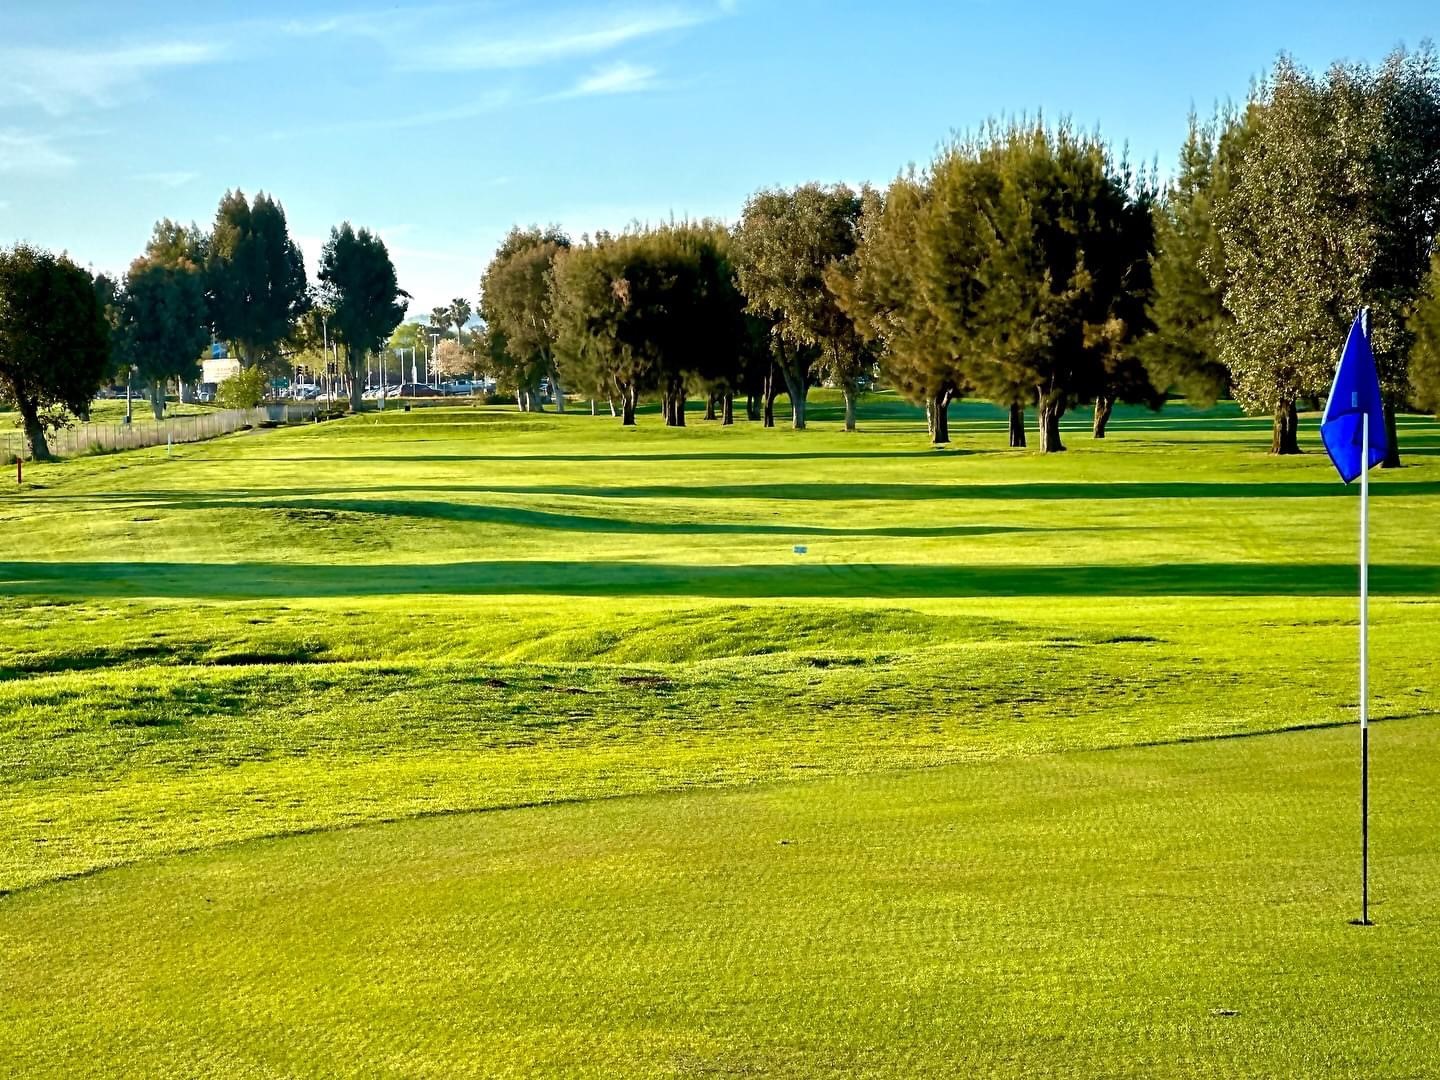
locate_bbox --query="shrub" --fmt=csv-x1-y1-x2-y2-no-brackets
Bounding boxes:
216,366,269,409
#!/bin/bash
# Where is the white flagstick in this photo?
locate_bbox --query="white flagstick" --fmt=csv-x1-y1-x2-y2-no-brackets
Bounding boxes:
1359,409,1371,926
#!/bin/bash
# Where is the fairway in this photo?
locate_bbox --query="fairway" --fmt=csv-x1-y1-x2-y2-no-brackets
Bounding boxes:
3,396,1439,1076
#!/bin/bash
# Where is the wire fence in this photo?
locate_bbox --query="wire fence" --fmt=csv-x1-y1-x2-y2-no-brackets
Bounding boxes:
1,402,319,463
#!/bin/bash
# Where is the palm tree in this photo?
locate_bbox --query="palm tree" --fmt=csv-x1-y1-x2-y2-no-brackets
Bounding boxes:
450,298,472,346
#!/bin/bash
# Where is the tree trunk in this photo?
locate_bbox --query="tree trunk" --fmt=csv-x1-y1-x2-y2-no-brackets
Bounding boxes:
551,371,566,413
590,399,596,416
1092,395,1115,439
149,380,166,420
1271,400,1301,455
1008,402,1026,447
527,383,545,412
925,398,936,438
1382,401,1401,468
746,394,760,421
704,394,717,421
782,371,807,429
673,389,686,427
349,364,363,413
931,388,951,445
16,397,50,461
1037,391,1066,453
842,385,857,432
621,385,637,426
762,368,778,428
722,393,734,426
608,397,617,418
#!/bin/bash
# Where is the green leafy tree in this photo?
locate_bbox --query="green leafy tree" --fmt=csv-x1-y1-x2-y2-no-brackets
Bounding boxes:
1086,164,1165,437
93,272,137,414
978,124,1161,451
903,123,1157,453
550,223,744,427
651,222,747,427
481,227,571,412
550,233,634,420
1215,49,1440,458
735,184,868,430
1411,252,1440,414
207,190,310,373
119,220,212,419
0,244,111,460
1142,111,1249,407
318,223,409,411
836,178,968,444
216,365,269,408
386,321,431,384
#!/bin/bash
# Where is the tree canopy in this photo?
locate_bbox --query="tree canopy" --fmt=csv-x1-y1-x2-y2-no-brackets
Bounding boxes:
119,220,212,419
1215,48,1440,456
735,184,868,430
1411,252,1440,415
318,223,409,411
480,226,571,412
207,190,310,373
550,223,744,426
838,123,1156,451
1141,112,1249,407
0,244,111,460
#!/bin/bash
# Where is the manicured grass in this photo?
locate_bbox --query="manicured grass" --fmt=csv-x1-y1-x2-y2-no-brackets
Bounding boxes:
0,397,213,431
3,719,1439,1077
1,393,1438,1075
1,394,1436,891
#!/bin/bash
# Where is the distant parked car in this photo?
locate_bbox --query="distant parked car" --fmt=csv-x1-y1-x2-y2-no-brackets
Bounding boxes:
393,382,443,398
440,380,478,395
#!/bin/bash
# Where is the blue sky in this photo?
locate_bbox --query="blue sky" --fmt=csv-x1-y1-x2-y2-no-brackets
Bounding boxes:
0,0,1433,314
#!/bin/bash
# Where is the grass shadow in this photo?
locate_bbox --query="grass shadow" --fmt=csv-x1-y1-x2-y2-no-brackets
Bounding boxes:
1,559,1435,600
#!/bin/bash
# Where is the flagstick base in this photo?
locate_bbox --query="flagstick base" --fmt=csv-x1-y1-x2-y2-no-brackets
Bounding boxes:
1349,919,1374,927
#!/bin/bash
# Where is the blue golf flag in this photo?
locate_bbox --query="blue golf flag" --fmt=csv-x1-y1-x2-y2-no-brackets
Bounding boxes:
1320,312,1387,483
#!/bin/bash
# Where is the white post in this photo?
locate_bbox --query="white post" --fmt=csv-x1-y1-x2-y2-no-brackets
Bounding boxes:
1360,411,1369,731
1359,410,1371,925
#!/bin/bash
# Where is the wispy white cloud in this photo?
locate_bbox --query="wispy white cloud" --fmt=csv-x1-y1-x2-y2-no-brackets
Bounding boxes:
134,170,200,189
412,6,709,71
563,61,660,98
0,130,76,175
0,41,217,115
276,4,453,41
267,90,514,140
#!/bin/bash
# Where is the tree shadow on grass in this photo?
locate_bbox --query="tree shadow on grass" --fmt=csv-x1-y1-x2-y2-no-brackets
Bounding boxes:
26,479,1440,505
244,449,962,465
200,497,1057,538
1,559,1434,600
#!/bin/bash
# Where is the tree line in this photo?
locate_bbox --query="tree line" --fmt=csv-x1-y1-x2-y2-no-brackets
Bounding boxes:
5,48,1440,461
0,191,408,458
474,47,1440,457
